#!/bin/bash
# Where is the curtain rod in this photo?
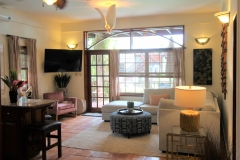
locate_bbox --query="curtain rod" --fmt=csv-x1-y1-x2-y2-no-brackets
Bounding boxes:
6,34,27,39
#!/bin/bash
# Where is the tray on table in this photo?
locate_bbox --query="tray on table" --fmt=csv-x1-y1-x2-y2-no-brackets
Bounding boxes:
117,108,143,115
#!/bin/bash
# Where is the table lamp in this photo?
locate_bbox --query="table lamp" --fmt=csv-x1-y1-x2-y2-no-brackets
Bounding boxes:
174,86,206,132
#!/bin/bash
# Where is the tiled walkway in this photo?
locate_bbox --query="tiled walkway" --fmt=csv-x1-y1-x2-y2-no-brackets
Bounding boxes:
32,115,166,160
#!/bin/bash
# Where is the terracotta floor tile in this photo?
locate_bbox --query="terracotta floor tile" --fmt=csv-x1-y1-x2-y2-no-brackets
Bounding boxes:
91,151,113,159
62,147,81,155
111,153,129,160
144,157,164,160
75,149,96,157
125,154,146,160
65,155,87,160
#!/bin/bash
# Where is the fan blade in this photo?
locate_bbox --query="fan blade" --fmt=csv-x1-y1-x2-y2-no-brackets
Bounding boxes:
106,4,116,30
95,8,107,27
55,0,67,9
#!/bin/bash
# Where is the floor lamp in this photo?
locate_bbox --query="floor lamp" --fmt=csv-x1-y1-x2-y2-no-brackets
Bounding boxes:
174,86,206,132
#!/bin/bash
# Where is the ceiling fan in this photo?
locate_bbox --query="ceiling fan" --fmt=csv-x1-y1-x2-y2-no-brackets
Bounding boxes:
43,0,67,9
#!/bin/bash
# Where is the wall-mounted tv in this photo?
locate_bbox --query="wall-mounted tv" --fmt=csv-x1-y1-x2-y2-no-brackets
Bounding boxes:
44,49,82,73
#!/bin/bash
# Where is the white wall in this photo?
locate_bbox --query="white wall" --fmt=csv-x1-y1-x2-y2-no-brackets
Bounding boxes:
0,7,62,99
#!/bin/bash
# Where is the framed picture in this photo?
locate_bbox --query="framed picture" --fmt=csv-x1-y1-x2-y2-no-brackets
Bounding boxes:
193,49,212,85
0,44,5,93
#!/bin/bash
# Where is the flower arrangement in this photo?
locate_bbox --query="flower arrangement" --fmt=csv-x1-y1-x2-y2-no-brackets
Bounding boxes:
1,69,27,91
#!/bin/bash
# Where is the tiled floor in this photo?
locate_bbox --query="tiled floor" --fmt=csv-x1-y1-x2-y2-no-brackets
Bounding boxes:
31,115,166,160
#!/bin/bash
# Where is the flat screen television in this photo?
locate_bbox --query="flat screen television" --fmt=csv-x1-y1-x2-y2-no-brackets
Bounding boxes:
44,49,82,73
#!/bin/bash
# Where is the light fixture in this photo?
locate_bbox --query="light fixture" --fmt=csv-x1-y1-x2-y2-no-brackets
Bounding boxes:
214,11,230,24
95,4,116,33
43,0,57,5
174,86,206,132
195,37,210,45
67,44,78,49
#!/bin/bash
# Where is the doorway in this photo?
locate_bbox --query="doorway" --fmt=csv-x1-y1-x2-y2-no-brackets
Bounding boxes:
85,50,110,112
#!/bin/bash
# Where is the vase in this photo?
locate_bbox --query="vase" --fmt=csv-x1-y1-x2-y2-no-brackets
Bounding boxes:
58,87,68,97
9,90,18,103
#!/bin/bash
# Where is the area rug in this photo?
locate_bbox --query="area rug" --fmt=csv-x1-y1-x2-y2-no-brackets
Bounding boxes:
81,112,102,117
62,122,165,157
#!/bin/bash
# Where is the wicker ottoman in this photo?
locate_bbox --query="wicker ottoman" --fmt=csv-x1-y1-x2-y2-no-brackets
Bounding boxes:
110,110,152,138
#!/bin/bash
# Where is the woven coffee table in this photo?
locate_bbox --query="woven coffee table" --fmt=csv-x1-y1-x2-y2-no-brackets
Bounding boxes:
110,109,152,138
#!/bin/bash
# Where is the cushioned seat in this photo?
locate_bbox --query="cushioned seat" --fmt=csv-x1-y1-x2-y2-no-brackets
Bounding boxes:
139,104,159,115
43,91,77,120
24,120,62,160
102,100,143,121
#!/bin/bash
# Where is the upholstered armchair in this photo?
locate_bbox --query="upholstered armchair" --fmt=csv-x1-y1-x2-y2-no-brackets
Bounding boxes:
43,91,77,120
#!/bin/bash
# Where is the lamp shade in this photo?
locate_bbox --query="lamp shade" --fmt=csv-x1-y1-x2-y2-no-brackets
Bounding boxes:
174,86,206,109
214,11,230,24
67,44,78,49
43,0,57,5
195,37,210,45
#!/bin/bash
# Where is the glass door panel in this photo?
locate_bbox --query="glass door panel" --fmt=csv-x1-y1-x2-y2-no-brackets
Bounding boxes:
89,52,110,112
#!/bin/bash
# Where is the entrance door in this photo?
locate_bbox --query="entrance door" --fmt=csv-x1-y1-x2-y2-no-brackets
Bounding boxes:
87,51,110,112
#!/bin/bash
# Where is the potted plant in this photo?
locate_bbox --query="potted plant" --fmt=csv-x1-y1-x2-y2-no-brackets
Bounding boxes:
198,129,231,160
54,73,71,97
1,69,27,103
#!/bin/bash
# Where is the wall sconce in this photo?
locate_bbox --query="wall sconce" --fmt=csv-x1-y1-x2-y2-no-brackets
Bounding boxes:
195,37,210,45
67,44,78,49
43,0,57,5
214,11,230,24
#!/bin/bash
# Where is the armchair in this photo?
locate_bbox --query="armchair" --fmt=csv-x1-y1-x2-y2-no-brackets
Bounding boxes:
43,91,77,120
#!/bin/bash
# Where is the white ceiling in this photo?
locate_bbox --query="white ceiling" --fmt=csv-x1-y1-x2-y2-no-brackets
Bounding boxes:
0,0,222,23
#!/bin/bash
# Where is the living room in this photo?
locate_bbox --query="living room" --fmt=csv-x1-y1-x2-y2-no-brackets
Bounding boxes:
0,0,239,159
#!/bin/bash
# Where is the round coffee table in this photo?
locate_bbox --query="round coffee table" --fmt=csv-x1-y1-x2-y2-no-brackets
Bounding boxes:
110,109,152,138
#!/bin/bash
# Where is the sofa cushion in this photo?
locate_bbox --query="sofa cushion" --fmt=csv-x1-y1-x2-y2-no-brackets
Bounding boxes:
201,91,216,111
140,104,158,115
101,100,143,113
57,103,75,110
149,94,169,105
143,88,175,104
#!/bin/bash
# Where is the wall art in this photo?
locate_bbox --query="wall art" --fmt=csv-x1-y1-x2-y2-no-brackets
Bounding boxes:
193,48,212,85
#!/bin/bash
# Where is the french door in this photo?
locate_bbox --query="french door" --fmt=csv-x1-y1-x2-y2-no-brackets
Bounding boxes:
86,50,110,112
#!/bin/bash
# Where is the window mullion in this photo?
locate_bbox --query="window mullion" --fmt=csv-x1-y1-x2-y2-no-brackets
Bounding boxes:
145,52,149,88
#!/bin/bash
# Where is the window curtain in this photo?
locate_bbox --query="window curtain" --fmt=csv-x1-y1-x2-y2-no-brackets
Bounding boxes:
173,48,185,86
26,38,39,99
7,36,21,78
109,50,120,101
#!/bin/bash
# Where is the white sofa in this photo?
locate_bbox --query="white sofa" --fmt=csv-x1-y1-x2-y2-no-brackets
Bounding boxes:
158,90,220,153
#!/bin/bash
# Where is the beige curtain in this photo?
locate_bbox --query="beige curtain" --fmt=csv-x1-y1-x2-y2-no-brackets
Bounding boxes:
109,50,120,101
26,38,39,99
7,36,21,78
173,48,186,86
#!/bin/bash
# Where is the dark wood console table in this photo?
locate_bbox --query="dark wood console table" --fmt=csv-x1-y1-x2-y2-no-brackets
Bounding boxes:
1,99,56,160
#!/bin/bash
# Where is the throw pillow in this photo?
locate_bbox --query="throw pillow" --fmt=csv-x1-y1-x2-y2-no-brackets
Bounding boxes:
149,94,169,105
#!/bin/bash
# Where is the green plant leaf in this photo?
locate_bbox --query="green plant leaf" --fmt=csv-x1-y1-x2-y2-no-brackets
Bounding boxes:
54,73,72,88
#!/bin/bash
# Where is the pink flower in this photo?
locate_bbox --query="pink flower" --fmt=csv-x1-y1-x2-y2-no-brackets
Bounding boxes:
11,80,28,91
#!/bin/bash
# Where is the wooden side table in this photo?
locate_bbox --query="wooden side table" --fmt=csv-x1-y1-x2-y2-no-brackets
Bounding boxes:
166,125,206,160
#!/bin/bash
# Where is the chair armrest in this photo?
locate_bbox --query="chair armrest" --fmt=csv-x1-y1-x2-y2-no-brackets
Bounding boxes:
64,97,77,108
48,101,58,113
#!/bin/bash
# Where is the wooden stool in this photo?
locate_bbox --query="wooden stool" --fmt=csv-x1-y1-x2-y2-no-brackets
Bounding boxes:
24,120,62,160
